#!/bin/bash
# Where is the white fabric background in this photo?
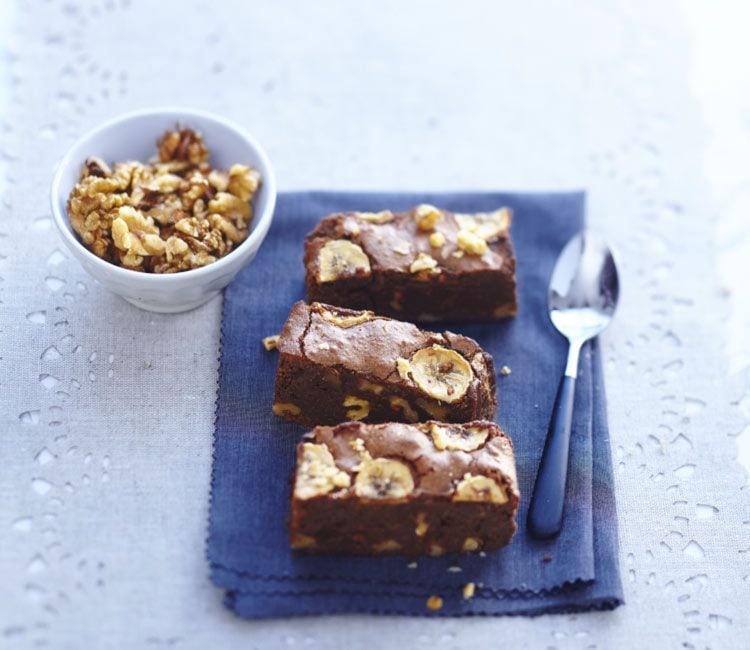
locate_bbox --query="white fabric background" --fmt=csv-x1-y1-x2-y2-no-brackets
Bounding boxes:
1,1,748,648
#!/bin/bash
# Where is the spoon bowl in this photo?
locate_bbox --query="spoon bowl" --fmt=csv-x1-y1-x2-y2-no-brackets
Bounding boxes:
549,231,619,339
527,231,620,539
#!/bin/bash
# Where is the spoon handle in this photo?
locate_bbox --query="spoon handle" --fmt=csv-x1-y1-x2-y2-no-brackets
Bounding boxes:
527,346,580,539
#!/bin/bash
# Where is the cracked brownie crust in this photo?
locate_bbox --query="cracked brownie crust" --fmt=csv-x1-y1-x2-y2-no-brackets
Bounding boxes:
272,301,497,427
289,420,520,555
304,205,518,322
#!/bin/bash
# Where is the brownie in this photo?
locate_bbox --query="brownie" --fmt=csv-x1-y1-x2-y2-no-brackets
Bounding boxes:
304,205,517,322
288,420,520,555
272,301,497,427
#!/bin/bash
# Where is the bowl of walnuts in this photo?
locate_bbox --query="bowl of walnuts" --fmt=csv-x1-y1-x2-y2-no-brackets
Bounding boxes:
50,107,276,313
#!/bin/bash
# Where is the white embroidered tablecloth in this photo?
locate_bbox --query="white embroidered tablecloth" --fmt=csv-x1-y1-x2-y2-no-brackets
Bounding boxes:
1,1,748,648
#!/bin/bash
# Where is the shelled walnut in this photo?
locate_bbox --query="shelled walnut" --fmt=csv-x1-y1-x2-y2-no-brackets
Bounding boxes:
66,125,262,273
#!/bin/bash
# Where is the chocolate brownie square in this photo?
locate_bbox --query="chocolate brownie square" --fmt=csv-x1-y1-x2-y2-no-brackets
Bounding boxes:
304,205,517,322
272,301,497,427
289,420,520,555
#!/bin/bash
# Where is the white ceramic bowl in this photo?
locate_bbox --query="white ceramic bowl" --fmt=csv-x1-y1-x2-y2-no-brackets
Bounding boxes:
50,107,276,313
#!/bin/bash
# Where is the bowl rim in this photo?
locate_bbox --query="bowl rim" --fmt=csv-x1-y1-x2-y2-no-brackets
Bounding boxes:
49,106,277,283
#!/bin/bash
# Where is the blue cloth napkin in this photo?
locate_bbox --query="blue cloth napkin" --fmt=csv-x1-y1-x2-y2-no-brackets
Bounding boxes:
207,191,623,617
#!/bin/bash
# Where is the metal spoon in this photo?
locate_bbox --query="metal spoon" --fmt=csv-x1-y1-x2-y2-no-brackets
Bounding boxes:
527,231,620,539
